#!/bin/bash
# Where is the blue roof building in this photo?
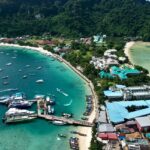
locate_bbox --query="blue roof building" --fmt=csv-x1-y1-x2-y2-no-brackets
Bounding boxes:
106,100,150,124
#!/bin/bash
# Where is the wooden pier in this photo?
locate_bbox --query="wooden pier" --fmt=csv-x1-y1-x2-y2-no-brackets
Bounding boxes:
37,99,93,127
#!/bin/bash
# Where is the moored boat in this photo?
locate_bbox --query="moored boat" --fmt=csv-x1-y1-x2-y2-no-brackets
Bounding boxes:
22,75,27,79
58,134,67,138
3,115,36,124
47,105,54,114
62,113,73,118
5,108,35,116
8,100,33,109
52,120,66,126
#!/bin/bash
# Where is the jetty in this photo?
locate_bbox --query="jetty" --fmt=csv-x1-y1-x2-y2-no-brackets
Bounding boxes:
37,99,93,127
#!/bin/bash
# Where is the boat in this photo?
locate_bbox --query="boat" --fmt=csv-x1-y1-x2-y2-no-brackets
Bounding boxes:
62,113,73,118
6,63,12,66
0,68,3,72
58,134,67,138
25,65,30,68
18,69,22,72
52,120,66,125
2,76,8,79
56,88,68,96
22,75,27,79
36,66,42,70
5,108,35,116
47,105,54,114
81,117,88,120
36,79,44,83
8,100,33,109
69,137,79,150
4,115,36,124
11,92,26,100
3,82,9,85
34,94,45,99
46,96,55,105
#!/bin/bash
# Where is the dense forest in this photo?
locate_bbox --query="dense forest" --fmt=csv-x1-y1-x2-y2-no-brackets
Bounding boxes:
0,0,150,40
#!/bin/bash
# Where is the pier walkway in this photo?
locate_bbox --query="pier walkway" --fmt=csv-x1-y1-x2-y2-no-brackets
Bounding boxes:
37,99,93,127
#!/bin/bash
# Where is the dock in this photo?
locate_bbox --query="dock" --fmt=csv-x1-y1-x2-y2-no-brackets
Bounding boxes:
37,99,93,127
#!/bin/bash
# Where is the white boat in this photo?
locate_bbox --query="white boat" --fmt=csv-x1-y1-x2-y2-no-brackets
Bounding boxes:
6,108,35,116
26,65,30,68
6,63,12,66
36,66,42,70
22,75,27,79
18,69,22,72
36,79,44,83
0,68,3,72
34,95,45,99
52,120,66,125
47,105,54,114
56,88,68,97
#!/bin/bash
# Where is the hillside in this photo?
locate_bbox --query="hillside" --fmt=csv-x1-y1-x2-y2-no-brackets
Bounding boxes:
0,0,149,39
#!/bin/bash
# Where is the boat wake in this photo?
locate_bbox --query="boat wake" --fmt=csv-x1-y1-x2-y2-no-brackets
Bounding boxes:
0,88,18,93
64,99,73,107
56,88,68,97
57,137,61,141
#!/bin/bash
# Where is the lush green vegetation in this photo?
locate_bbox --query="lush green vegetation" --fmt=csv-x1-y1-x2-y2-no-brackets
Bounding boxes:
0,0,150,40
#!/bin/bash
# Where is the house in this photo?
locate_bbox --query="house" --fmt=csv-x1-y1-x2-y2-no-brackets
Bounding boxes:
135,116,150,132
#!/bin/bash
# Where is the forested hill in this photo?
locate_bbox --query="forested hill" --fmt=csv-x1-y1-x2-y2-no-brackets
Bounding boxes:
0,0,150,39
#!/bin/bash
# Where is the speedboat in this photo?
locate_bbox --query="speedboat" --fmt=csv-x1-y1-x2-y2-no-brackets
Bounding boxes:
22,75,27,79
8,100,33,109
0,68,3,72
25,65,30,68
47,105,54,114
2,76,8,79
3,82,9,85
62,113,73,118
58,134,67,138
52,120,66,126
36,79,44,83
6,63,12,66
36,66,42,70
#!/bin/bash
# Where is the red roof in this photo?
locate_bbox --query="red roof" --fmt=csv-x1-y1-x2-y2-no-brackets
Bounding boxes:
98,133,108,140
107,133,118,140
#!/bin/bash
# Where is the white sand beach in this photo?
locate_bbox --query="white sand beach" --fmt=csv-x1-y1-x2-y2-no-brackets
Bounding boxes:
0,42,98,150
124,41,135,61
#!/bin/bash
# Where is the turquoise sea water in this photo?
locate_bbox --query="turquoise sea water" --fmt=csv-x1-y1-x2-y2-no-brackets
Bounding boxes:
129,42,150,73
0,46,91,150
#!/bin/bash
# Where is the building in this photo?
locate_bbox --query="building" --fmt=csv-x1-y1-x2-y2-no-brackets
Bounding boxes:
106,100,150,124
98,123,115,133
135,116,150,132
104,85,150,101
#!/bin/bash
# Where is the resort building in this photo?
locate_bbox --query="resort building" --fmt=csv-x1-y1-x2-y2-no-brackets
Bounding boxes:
90,49,119,70
104,85,150,100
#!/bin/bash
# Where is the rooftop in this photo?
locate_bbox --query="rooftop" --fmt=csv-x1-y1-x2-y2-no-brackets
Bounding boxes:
136,116,150,127
106,100,150,124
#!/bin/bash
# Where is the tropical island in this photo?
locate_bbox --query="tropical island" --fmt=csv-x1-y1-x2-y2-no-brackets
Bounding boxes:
0,0,150,150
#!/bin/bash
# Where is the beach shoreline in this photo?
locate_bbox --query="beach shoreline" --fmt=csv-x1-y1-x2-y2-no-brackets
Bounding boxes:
0,42,98,150
124,41,135,61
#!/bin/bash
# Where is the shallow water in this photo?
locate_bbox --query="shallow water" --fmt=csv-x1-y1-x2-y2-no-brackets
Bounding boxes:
129,42,150,73
0,46,91,150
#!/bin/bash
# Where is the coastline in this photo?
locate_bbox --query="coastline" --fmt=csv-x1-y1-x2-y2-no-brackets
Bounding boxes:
0,42,98,150
124,41,135,62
